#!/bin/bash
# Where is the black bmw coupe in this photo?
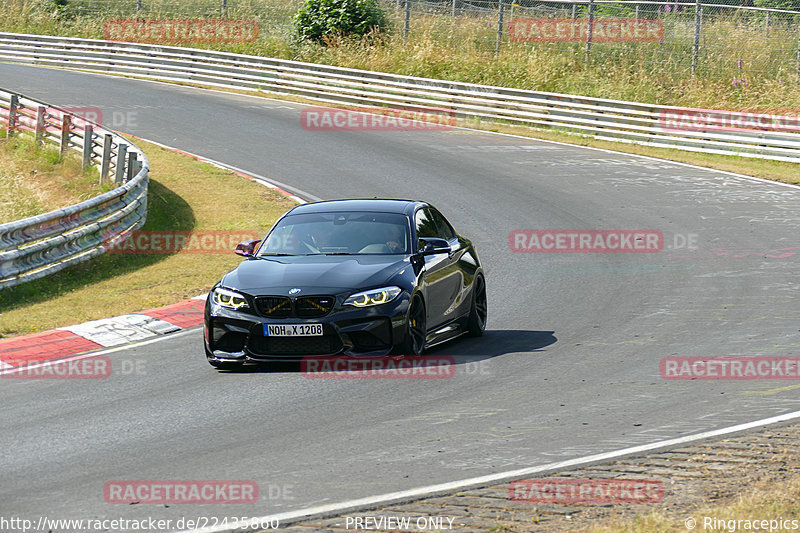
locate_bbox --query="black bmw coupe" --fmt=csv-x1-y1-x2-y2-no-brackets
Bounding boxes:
204,199,487,369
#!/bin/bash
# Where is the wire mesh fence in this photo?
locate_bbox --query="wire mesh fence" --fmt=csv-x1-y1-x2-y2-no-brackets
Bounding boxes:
16,0,800,79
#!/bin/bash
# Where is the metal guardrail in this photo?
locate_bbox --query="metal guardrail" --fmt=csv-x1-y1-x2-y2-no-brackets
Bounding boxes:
0,87,149,290
1,32,798,162
1,32,798,164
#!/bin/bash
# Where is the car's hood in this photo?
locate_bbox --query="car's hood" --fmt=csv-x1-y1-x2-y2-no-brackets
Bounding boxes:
221,255,411,294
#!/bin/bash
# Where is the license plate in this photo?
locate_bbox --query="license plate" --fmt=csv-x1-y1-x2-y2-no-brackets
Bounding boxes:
263,323,323,337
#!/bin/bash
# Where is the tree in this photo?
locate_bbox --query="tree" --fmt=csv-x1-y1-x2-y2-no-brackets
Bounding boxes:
294,0,389,43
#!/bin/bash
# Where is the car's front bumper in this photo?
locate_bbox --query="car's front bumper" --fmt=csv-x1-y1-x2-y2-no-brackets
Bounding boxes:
204,292,411,362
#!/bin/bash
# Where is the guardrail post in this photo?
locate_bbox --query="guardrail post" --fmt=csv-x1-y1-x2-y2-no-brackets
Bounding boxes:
100,134,113,184
82,124,93,171
126,152,138,182
691,0,702,77
35,106,46,145
403,0,410,44
495,0,505,57
7,94,19,136
60,114,72,159
115,143,128,184
585,0,594,63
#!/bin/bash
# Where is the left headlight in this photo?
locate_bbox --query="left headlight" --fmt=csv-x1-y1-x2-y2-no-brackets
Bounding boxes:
344,286,402,308
211,287,250,310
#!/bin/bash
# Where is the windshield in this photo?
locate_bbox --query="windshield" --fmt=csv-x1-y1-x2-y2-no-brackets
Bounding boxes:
258,211,411,256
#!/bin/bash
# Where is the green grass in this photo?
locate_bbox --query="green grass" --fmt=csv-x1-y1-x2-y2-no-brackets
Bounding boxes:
0,133,107,224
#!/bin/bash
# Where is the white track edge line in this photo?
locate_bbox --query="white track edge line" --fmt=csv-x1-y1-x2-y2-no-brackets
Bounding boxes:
184,409,800,533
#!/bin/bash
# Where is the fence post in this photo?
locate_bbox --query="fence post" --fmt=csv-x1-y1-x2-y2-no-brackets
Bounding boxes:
100,134,113,184
7,94,19,136
35,106,46,145
495,0,504,56
451,0,456,17
403,0,410,44
764,11,769,35
691,0,701,77
60,114,72,158
635,3,639,19
82,124,93,171
137,0,142,12
115,144,128,184
796,28,800,72
571,2,576,20
127,152,138,182
222,0,227,16
585,0,594,63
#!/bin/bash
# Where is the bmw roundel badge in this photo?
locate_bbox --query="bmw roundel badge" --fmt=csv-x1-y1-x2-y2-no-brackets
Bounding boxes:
288,288,302,295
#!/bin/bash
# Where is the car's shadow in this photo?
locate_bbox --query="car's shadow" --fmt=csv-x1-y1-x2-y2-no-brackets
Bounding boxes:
213,329,557,374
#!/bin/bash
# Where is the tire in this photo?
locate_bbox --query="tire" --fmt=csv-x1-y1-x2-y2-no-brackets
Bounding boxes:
467,275,487,337
397,294,426,355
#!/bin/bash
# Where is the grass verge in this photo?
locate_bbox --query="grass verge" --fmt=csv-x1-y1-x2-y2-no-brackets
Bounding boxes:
0,132,107,224
0,135,296,338
584,473,800,532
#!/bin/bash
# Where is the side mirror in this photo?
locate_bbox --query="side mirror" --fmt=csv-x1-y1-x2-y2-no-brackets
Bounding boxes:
419,237,451,255
235,239,261,257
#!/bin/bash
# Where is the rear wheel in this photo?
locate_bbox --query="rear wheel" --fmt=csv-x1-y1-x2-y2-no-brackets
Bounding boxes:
467,275,487,337
397,295,426,355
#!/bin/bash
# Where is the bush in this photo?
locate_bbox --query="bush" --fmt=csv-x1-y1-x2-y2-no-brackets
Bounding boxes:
294,0,389,43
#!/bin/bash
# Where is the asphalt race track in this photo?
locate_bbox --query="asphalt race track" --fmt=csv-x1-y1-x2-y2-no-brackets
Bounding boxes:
1,63,799,525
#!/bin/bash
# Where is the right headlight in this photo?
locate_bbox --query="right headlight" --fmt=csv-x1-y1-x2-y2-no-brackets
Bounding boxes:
211,287,250,310
344,286,402,308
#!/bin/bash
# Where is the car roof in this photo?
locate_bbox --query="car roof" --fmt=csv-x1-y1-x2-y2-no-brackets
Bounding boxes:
287,199,424,217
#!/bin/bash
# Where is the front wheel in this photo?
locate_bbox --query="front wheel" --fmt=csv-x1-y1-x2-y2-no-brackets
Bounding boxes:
396,295,426,355
467,275,487,337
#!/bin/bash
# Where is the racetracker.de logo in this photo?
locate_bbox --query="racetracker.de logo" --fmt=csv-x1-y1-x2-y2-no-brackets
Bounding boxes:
300,106,456,131
104,481,258,504
103,19,259,44
509,18,663,42
301,356,456,379
509,478,664,503
659,108,800,134
509,230,663,253
2,357,112,379
105,230,260,254
660,356,800,380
